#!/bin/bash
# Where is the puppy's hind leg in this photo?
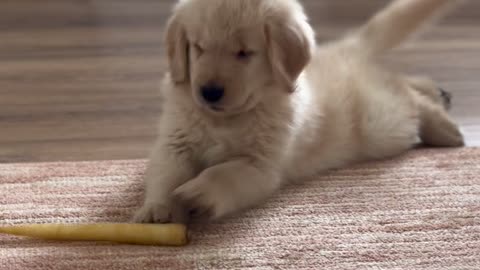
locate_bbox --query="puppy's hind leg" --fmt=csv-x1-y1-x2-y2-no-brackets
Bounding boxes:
415,93,464,147
406,75,452,110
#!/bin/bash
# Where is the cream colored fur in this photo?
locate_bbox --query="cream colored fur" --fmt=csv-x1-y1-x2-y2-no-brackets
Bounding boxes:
133,0,464,223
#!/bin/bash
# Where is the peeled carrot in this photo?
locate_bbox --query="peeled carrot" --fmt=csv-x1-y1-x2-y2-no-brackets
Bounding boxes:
0,223,188,246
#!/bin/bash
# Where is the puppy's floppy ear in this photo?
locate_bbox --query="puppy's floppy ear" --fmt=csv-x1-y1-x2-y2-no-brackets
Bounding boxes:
265,15,315,92
165,14,189,83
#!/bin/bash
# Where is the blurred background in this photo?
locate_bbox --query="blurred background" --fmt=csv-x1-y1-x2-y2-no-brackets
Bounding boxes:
1,0,479,163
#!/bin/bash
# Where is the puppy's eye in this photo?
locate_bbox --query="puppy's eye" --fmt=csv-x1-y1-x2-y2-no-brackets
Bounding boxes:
236,50,254,60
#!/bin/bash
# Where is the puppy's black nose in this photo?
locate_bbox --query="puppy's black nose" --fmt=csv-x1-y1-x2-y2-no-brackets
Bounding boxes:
200,85,225,103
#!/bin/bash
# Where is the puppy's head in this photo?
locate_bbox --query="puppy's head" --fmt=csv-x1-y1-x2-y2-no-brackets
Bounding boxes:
165,0,315,116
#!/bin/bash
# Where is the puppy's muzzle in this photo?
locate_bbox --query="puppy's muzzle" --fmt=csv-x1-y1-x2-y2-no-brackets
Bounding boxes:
200,84,225,104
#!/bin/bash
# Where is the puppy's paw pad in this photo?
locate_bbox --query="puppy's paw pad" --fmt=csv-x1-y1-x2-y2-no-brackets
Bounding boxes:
438,88,452,110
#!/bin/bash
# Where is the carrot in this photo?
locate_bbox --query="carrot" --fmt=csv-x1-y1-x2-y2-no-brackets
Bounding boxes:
0,223,188,246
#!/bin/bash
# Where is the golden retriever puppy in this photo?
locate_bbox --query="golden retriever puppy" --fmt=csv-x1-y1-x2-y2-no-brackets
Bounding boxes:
133,0,464,223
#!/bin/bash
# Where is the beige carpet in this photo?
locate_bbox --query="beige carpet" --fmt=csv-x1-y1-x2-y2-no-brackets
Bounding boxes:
1,148,479,269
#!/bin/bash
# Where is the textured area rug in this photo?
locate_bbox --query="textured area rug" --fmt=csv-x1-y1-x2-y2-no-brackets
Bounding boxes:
1,148,479,269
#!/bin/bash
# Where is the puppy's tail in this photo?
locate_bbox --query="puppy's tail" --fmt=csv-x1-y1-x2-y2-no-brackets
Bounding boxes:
353,0,459,56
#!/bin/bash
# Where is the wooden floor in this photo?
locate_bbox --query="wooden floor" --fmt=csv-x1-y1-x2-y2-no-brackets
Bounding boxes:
1,0,479,163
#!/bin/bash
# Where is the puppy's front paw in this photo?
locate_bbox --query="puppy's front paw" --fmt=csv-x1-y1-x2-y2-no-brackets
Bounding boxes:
132,202,188,224
132,202,170,223
173,178,232,220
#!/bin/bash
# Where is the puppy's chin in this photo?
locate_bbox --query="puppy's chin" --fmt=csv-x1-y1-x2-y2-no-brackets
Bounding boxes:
193,94,258,117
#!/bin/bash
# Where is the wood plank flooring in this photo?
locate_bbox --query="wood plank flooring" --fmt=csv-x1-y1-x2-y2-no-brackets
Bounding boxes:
1,0,479,162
